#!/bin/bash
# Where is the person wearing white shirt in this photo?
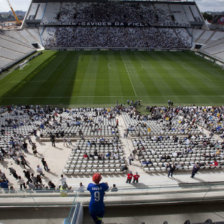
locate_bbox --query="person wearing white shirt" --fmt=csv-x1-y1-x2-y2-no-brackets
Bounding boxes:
18,176,26,190
172,152,177,157
77,182,85,192
37,165,44,176
60,174,68,188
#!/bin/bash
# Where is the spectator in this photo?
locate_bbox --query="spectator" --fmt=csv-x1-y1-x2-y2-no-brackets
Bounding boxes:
210,160,219,167
20,157,30,169
23,170,32,182
87,173,109,224
167,163,176,178
32,143,38,156
0,170,6,180
50,134,56,147
128,154,134,165
78,182,85,192
191,163,200,178
37,165,44,176
83,153,89,159
36,174,42,185
41,158,50,172
60,174,68,189
18,176,26,190
126,171,133,184
31,173,37,184
48,181,56,190
133,172,140,183
121,164,128,172
9,167,18,180
27,181,35,190
111,184,118,192
0,179,9,191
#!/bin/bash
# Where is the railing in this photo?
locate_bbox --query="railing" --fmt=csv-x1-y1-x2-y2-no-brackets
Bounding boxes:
1,182,224,224
1,180,224,198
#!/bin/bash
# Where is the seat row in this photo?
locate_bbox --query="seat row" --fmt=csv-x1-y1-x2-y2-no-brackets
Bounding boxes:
63,167,125,175
64,139,126,175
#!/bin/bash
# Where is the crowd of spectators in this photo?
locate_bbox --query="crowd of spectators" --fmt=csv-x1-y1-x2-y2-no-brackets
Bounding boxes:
0,105,121,191
122,105,224,138
40,1,195,49
42,2,189,27
0,134,57,192
39,107,118,138
179,106,224,138
133,133,224,169
81,137,122,161
0,104,223,191
42,27,191,49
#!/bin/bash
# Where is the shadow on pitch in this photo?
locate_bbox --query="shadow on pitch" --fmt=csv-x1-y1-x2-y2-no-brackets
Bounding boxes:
0,51,80,107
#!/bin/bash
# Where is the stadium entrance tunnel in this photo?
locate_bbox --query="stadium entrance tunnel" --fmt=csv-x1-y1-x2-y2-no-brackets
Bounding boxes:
32,43,42,49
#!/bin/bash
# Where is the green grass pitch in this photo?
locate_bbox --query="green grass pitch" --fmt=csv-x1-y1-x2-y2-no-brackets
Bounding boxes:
0,50,224,106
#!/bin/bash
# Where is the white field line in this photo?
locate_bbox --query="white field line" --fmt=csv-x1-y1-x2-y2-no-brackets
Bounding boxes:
121,55,138,97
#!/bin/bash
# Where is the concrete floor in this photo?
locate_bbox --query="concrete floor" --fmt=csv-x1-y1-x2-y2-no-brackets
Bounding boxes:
1,202,224,224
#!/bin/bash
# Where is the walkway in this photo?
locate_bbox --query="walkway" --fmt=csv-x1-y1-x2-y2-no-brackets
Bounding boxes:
117,115,144,174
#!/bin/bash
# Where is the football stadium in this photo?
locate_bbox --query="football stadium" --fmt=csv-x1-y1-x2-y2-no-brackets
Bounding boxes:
0,0,224,224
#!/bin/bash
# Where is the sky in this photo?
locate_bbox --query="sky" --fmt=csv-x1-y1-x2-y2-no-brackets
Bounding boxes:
0,0,224,12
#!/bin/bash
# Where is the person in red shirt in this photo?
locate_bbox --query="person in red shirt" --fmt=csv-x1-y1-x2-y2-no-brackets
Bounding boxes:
83,153,89,159
214,161,219,167
210,160,218,167
133,172,140,183
126,171,133,183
